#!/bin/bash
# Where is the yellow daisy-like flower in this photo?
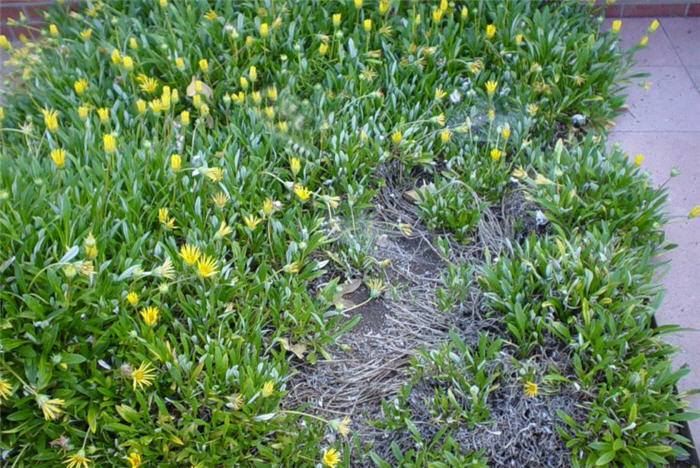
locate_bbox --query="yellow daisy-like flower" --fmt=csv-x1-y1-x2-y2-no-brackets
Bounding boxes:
216,220,233,238
111,49,122,65
126,291,139,306
78,105,90,119
244,214,261,229
322,448,340,468
290,157,301,175
262,380,274,397
49,24,59,36
42,108,59,132
158,207,169,224
639,35,648,46
485,80,498,95
129,37,138,49
259,22,269,37
103,134,116,153
196,255,218,277
64,450,91,468
363,19,372,32
523,380,538,397
203,9,218,20
122,56,134,71
319,42,329,55
50,149,66,168
73,78,88,95
440,129,451,143
131,362,156,390
434,87,447,100
97,107,109,122
180,110,190,125
0,376,13,401
293,184,311,201
136,99,146,114
211,191,229,207
125,452,141,468
501,124,511,140
332,13,341,27
526,103,539,116
204,167,223,182
139,306,159,326
36,394,65,420
391,130,402,144
80,28,92,39
634,153,645,166
379,0,390,14
199,58,209,71
688,205,700,218
648,19,659,32
485,24,496,38
170,154,182,171
490,148,502,161
179,244,201,265
611,19,621,33
354,0,363,7
137,74,158,93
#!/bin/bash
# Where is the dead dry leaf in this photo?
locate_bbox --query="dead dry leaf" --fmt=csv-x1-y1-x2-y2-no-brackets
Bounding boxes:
278,338,307,360
186,76,213,98
333,278,362,309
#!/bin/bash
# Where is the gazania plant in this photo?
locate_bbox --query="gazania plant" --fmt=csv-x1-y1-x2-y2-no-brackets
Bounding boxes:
0,0,697,466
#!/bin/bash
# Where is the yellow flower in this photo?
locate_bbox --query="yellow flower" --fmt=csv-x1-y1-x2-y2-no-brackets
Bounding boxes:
485,80,498,95
332,13,341,27
434,88,446,100
211,191,230,207
251,91,262,104
159,0,167,6
179,244,201,265
129,37,138,49
631,153,645,166
216,220,233,238
74,78,88,95
156,258,175,280
136,99,146,114
80,28,92,39
379,0,390,14
199,58,208,71
290,157,301,175
501,124,511,139
125,452,141,468
414,14,421,25
131,362,156,390
42,108,59,132
244,214,261,229
434,113,446,126
0,35,9,49
363,19,372,32
611,19,621,33
431,8,443,23
266,86,278,100
461,6,469,19
137,74,158,93
526,103,539,116
490,148,502,161
284,261,301,273
259,22,269,37
158,207,170,223
169,154,182,171
203,9,217,20
648,19,659,32
122,56,134,71
111,49,122,65
512,166,527,179
64,450,91,468
440,129,451,143
391,130,402,144
204,167,223,182
262,380,274,397
36,394,65,420
97,107,109,122
180,110,190,125
77,105,89,119
49,24,59,36
319,42,329,55
688,205,700,218
175,57,185,69
196,255,218,277
523,380,538,397
485,24,496,38
0,377,13,401
239,76,249,90
354,0,363,7
103,134,116,153
171,88,179,103
294,184,311,201
639,35,648,46
50,149,66,168
338,416,351,437
488,108,495,120
249,65,258,82
140,306,159,326
515,33,524,45
322,448,340,468
126,291,138,306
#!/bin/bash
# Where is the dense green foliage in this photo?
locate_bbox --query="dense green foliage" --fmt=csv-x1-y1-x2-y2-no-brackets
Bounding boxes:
0,0,696,466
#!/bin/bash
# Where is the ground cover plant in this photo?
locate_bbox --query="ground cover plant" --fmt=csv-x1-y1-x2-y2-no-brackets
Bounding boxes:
0,0,698,466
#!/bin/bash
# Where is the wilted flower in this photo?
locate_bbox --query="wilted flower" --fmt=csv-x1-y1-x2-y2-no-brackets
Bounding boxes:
36,394,65,420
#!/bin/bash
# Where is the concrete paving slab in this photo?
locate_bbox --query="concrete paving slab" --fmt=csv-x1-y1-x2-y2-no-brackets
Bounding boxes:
687,66,700,89
661,17,700,66
613,66,700,132
603,17,683,66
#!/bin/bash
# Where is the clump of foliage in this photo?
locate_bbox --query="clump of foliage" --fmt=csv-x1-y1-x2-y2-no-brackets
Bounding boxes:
0,0,696,467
